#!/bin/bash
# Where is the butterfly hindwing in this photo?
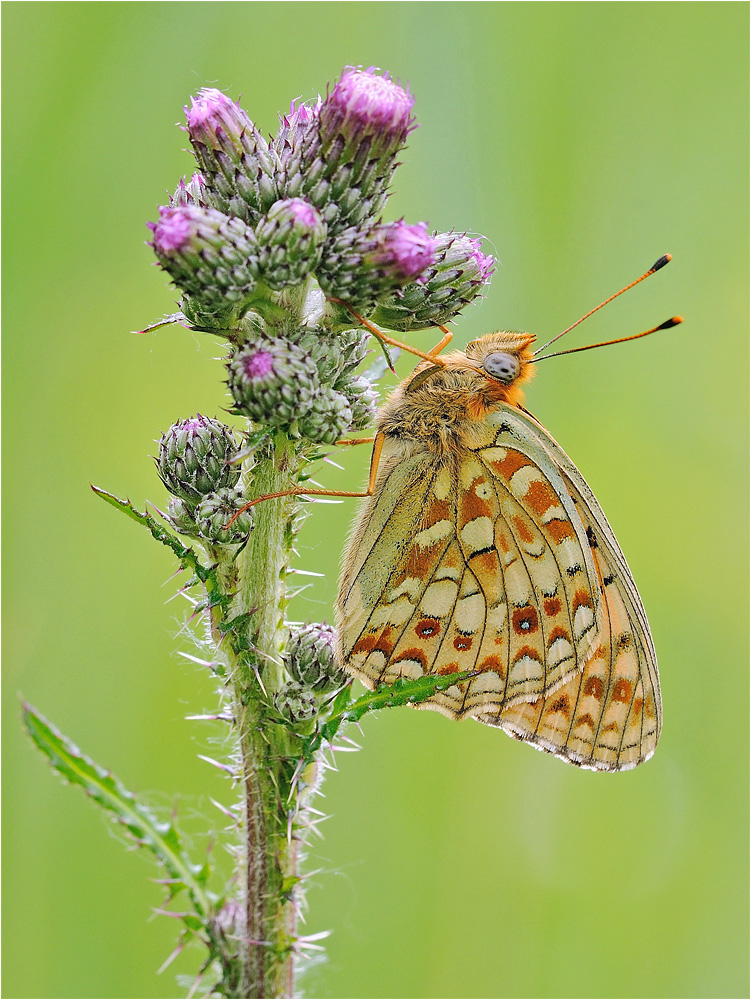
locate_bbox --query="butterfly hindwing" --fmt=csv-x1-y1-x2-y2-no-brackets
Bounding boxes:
494,489,660,769
481,408,661,770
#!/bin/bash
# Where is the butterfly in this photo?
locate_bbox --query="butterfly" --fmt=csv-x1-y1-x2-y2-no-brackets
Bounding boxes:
334,265,680,771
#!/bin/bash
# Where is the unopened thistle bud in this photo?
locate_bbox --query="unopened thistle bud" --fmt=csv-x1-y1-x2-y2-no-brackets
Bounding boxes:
170,172,209,208
285,325,367,385
149,205,259,328
273,682,318,726
285,326,339,384
255,198,327,290
167,496,200,537
272,99,322,200
297,387,353,445
284,623,347,692
318,221,436,310
302,68,416,233
335,328,371,378
337,374,378,430
194,487,254,544
371,233,496,331
184,88,279,224
156,415,241,504
227,338,320,426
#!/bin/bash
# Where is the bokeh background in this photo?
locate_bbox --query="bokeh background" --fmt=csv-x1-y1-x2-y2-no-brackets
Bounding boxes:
4,4,748,998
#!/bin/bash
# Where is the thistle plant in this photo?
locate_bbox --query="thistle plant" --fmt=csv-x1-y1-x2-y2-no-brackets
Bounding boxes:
23,66,494,999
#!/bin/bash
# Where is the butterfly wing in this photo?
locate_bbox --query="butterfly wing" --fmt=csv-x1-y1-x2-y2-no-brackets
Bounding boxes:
482,407,661,770
337,405,660,770
337,419,606,721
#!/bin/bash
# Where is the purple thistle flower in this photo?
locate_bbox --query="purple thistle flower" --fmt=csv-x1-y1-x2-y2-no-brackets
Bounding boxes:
320,68,415,155
284,622,347,692
150,206,195,254
317,220,436,310
271,99,323,203
371,232,497,331
285,198,320,230
254,197,327,289
184,88,247,148
183,88,278,223
148,205,259,328
181,415,206,433
283,67,417,235
366,221,436,282
280,97,322,130
465,237,496,284
156,414,240,503
241,349,275,380
226,338,321,426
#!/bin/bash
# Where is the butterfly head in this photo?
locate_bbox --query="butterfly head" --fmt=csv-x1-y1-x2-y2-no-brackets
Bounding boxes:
464,331,536,387
438,330,537,410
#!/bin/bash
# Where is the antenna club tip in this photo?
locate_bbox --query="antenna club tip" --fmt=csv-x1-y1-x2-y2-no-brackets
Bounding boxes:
650,253,672,273
659,316,683,330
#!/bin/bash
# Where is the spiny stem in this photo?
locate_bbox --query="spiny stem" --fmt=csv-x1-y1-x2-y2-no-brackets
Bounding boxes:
229,432,301,998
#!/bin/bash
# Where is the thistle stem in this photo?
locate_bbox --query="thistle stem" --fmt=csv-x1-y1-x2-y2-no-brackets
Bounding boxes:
222,432,302,998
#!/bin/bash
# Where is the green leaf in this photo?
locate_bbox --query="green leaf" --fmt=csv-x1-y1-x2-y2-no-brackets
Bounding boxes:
304,670,477,759
361,346,400,384
329,684,354,718
371,334,399,374
21,701,214,927
90,486,213,585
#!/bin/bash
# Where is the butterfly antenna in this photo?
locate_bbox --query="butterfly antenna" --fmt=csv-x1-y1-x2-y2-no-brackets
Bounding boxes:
532,254,672,357
532,316,683,362
327,297,451,368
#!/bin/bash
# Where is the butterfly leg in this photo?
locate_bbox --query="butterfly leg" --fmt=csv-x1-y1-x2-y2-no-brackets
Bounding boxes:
335,436,375,446
427,326,453,356
224,433,386,528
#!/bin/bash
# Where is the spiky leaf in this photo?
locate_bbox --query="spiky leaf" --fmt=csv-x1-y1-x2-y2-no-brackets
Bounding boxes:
22,702,214,928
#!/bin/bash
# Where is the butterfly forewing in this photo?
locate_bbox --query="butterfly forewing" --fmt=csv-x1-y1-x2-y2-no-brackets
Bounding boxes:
337,400,660,770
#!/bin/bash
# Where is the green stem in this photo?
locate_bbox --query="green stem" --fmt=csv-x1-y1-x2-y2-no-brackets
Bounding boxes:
227,431,301,999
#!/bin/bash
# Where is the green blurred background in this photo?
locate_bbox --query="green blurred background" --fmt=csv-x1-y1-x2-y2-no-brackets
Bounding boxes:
4,3,748,998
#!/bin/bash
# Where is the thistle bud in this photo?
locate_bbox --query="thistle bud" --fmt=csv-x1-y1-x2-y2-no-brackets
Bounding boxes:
156,415,240,504
170,172,209,208
335,328,371,378
194,487,253,544
149,205,259,328
336,374,378,430
167,496,201,537
297,387,353,445
317,221,436,311
285,325,367,385
273,681,318,726
321,68,414,161
371,233,496,331
184,88,278,223
299,68,416,233
227,338,320,426
255,198,327,290
272,99,322,200
284,623,347,692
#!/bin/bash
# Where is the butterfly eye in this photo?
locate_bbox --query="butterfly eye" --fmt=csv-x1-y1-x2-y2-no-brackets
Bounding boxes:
482,352,520,383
